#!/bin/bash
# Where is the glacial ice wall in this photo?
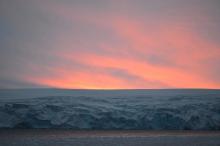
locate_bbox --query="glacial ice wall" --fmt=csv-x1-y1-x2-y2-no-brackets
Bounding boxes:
0,90,220,130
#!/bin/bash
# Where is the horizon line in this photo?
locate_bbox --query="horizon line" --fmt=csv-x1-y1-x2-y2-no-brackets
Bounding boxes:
0,87,220,90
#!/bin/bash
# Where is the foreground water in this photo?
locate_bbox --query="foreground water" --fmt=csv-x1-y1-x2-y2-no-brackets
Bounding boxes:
0,130,220,146
0,89,219,130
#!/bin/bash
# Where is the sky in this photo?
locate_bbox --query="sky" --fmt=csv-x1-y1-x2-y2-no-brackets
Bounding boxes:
0,0,220,89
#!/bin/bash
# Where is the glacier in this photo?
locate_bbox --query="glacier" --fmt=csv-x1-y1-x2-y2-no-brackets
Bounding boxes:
0,89,220,130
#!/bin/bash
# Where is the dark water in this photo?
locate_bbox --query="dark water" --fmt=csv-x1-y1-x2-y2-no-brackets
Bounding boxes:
0,89,220,130
0,130,220,146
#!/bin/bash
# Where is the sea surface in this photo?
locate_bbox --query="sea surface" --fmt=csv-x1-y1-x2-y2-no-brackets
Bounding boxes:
0,89,220,130
0,130,220,146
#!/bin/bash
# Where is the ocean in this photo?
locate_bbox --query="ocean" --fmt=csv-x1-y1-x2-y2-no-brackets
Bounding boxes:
0,89,219,130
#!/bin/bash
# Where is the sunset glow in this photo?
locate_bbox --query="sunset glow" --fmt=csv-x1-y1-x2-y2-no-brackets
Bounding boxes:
1,0,220,89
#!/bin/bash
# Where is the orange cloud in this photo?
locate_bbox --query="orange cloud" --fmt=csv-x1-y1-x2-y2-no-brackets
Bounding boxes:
64,52,219,88
21,2,220,89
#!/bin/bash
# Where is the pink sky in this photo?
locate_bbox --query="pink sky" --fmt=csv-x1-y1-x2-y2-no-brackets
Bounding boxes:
1,0,220,89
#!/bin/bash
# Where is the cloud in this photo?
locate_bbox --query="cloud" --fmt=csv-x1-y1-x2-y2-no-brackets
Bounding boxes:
0,0,220,88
